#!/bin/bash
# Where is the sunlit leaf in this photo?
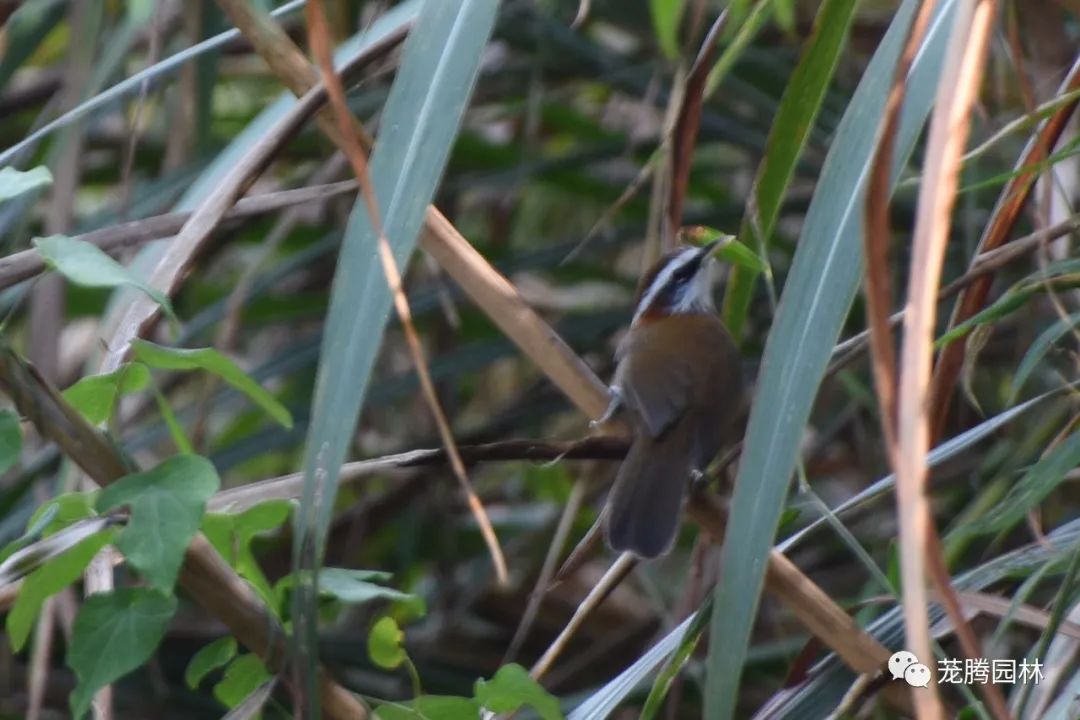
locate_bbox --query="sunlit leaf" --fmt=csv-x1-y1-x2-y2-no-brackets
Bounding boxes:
62,363,151,425
474,663,563,720
368,615,407,670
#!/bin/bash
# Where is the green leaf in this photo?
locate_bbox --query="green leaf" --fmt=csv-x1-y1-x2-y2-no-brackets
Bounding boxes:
376,697,481,720
319,568,425,617
474,664,563,720
640,613,708,719
62,363,151,425
186,637,238,689
649,0,684,60
293,0,498,709
0,409,21,475
0,166,52,202
705,1,958,717
6,529,115,652
96,455,220,591
130,340,292,429
31,492,97,536
203,500,292,610
68,588,177,720
1010,312,1080,402
953,431,1080,539
368,615,407,670
213,654,271,709
34,235,176,321
723,0,860,338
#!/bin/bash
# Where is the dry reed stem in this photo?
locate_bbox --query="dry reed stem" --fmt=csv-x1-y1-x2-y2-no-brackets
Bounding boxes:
895,2,997,717
930,53,1080,439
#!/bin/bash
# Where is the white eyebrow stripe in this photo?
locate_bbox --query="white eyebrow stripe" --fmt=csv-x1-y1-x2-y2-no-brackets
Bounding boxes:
632,248,697,325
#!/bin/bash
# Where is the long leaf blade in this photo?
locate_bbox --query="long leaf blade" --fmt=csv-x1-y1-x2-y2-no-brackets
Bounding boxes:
704,1,958,716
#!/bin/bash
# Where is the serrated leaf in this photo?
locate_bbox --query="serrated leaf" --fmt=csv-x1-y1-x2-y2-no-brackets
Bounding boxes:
68,588,177,720
130,340,292,429
96,455,220,591
474,663,563,720
62,363,151,425
368,615,407,670
5,528,115,652
213,654,271,709
0,166,52,202
186,636,238,689
34,235,176,321
0,409,21,475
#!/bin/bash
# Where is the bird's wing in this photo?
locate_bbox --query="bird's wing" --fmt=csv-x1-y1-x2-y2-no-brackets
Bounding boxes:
613,333,695,439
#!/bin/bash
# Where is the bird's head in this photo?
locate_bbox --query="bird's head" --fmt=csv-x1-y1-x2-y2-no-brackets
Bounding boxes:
631,239,724,325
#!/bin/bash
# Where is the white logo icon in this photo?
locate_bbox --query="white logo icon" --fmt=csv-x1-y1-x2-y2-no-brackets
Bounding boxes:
904,662,932,688
888,650,918,681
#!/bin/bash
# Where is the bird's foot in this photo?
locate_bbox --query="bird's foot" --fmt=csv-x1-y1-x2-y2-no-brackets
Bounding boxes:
589,387,622,429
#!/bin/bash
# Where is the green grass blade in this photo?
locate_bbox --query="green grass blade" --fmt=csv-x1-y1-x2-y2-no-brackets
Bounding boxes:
291,0,500,713
704,1,958,716
722,0,860,338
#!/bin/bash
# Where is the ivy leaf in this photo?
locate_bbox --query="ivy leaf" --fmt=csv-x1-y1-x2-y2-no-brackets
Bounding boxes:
130,340,292,428
5,528,114,652
68,588,177,720
376,696,481,720
34,235,176,321
474,664,563,720
0,409,21,475
368,615,407,670
96,455,220,591
213,654,271,709
62,363,151,425
185,636,238,689
0,166,52,202
203,499,292,610
320,568,425,617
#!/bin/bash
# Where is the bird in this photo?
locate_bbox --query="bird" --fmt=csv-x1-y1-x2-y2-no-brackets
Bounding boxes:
595,239,744,558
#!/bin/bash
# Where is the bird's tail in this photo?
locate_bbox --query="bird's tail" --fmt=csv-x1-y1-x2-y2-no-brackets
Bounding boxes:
604,435,692,558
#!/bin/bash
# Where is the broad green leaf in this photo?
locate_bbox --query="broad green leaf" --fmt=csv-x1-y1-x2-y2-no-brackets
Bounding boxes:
68,588,177,720
214,654,271,709
368,615,407,670
376,697,481,720
0,409,21,475
293,0,498,710
319,568,425,617
222,679,276,719
62,363,151,425
1010,312,1080,402
34,235,176,320
130,340,292,429
5,529,115,652
953,431,1080,539
186,636,238,689
96,455,220,591
0,166,52,203
705,1,957,717
474,663,563,720
649,0,684,60
723,0,860,338
30,492,96,536
203,499,292,609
